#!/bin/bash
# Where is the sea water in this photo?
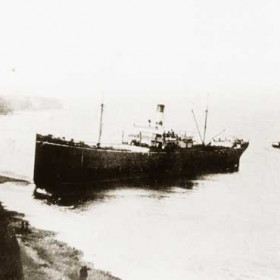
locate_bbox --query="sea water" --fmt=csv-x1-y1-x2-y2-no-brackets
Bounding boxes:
0,97,280,280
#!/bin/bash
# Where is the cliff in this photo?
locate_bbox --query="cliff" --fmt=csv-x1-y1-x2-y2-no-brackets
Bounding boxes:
0,203,24,280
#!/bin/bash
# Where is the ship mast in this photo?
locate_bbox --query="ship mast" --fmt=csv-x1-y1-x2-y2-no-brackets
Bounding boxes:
97,102,104,147
203,105,208,145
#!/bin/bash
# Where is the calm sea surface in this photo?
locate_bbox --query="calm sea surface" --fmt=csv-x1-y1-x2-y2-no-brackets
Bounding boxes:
0,101,280,280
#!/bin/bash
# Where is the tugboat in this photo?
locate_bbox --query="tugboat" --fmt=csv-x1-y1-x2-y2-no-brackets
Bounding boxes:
33,104,249,193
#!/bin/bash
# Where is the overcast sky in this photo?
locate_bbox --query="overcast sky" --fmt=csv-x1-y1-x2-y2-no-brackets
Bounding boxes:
1,0,280,101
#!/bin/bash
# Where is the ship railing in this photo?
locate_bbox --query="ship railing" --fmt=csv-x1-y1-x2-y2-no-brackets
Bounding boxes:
37,134,97,148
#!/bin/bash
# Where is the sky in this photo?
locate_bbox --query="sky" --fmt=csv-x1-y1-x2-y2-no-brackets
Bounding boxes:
1,0,280,177
1,0,280,100
2,0,280,143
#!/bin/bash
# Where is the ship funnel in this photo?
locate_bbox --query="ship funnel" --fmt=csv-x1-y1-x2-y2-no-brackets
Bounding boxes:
155,104,165,126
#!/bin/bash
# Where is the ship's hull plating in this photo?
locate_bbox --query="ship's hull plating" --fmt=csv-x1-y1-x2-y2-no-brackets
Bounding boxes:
34,137,248,193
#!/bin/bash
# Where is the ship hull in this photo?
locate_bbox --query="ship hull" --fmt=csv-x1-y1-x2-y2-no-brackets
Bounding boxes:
33,135,248,194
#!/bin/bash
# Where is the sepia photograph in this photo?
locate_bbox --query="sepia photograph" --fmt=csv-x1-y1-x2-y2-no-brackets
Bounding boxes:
0,0,280,279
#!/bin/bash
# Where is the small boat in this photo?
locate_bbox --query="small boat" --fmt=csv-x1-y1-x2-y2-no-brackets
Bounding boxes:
272,142,280,149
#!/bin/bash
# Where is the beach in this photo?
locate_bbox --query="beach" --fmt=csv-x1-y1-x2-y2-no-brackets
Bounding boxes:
0,176,120,280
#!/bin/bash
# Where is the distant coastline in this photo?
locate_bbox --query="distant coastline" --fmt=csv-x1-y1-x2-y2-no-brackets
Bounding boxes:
0,96,13,115
0,95,62,115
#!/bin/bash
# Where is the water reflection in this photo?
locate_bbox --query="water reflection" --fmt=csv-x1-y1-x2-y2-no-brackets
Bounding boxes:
33,177,198,207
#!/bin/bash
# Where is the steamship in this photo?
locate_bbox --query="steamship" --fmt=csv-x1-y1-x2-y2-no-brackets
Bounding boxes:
33,104,249,193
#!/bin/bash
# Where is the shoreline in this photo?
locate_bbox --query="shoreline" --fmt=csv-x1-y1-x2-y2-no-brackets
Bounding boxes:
0,175,29,184
0,177,121,280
